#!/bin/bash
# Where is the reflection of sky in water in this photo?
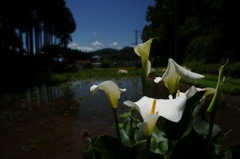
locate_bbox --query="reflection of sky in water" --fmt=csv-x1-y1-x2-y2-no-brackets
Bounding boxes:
0,77,142,122
70,77,142,120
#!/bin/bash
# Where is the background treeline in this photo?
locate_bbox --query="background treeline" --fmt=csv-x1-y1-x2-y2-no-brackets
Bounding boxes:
0,0,75,56
1,0,239,69
141,0,239,65
1,0,240,92
0,0,76,93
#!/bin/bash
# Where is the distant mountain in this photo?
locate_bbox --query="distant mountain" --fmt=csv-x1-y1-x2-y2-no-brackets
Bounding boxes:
90,48,119,55
88,47,138,66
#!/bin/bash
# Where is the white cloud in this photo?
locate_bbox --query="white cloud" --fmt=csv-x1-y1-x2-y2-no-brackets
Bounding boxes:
92,40,102,48
109,41,119,47
77,46,94,52
68,42,79,49
68,42,94,52
92,32,97,36
108,41,123,50
68,40,122,52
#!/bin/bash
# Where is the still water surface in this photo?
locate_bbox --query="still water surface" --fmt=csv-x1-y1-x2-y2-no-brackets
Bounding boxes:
0,77,142,121
0,76,240,157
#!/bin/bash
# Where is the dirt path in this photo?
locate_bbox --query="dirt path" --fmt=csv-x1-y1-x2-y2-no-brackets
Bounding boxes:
0,94,239,159
0,110,116,159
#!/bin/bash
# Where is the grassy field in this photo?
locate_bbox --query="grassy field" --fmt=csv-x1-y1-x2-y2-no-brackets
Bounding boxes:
50,67,240,95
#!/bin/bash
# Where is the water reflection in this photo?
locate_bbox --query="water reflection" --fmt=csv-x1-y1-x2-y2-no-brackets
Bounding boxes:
70,77,142,120
0,84,66,121
25,85,63,109
0,77,142,121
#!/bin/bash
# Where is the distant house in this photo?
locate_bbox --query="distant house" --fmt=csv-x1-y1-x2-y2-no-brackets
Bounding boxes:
75,59,91,69
75,55,102,69
91,55,102,68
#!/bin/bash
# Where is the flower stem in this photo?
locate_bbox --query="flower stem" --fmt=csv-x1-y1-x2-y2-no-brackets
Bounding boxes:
141,74,146,96
207,113,215,141
112,108,121,141
145,137,151,159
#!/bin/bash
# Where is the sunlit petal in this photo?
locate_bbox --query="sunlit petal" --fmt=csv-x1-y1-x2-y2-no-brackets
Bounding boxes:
168,59,205,79
124,97,151,119
143,114,159,138
161,58,205,95
155,95,187,122
90,80,126,109
134,38,153,61
124,95,187,123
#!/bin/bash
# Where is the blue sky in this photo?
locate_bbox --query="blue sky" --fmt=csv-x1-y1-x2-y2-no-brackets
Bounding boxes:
65,0,154,52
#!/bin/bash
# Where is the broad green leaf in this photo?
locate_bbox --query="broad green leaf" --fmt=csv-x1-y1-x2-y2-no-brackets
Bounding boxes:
231,143,240,159
193,99,221,139
151,127,169,155
122,117,132,137
214,143,232,159
120,129,131,147
134,123,145,143
83,135,131,159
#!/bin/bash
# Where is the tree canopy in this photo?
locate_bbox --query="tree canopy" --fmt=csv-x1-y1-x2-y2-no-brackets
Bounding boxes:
142,0,239,65
0,0,76,56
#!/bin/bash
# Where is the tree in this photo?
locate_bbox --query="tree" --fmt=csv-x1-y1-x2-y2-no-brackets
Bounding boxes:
142,0,238,64
0,0,76,57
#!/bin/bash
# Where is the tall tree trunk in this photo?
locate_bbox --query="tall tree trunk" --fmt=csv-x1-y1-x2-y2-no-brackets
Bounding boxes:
25,31,29,55
35,24,39,55
174,0,179,63
29,27,33,56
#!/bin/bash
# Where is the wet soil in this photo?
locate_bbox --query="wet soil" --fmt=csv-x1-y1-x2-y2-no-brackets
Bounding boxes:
0,94,239,159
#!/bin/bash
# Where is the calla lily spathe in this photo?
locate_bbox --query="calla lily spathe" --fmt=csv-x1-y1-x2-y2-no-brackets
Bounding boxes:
134,38,157,95
143,114,159,138
124,95,187,122
154,58,205,95
90,80,126,109
134,38,154,79
124,94,187,137
207,59,228,114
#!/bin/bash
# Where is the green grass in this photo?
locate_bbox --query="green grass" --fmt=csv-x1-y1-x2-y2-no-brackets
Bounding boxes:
50,67,240,95
182,74,240,95
50,67,142,83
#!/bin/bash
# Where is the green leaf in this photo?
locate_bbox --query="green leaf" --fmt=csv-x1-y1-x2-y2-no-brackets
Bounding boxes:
131,140,146,159
83,135,131,159
133,123,145,143
231,142,240,159
120,129,131,147
214,143,232,159
151,127,169,155
193,99,221,139
122,117,132,137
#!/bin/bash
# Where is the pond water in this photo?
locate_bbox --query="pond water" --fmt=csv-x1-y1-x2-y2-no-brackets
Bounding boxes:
0,77,142,121
0,77,240,159
0,77,144,158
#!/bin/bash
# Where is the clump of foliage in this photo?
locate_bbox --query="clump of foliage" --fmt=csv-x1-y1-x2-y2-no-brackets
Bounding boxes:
82,39,240,159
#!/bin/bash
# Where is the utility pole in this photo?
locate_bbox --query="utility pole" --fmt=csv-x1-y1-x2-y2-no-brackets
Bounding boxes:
135,30,138,46
134,30,139,67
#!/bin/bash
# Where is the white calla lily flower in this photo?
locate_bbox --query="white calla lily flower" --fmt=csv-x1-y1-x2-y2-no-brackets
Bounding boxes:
155,58,205,95
134,38,154,82
124,94,187,137
90,80,126,109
